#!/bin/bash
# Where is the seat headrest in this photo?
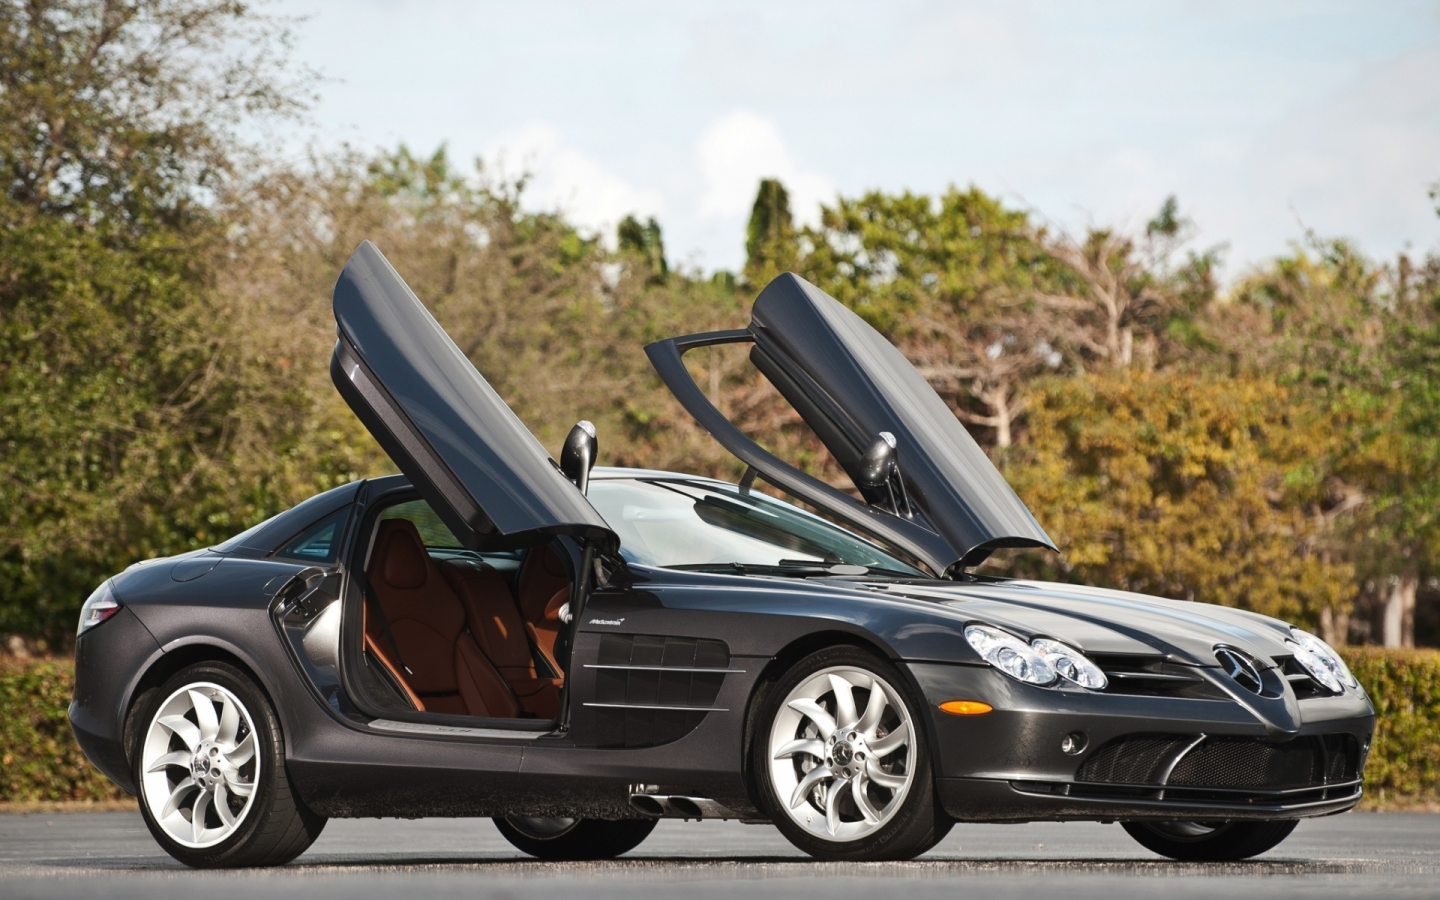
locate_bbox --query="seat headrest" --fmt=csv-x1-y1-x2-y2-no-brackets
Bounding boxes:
375,519,429,590
539,546,565,578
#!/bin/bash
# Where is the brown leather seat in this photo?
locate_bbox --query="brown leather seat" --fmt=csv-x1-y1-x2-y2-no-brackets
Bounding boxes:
439,559,561,717
365,520,520,719
516,546,570,669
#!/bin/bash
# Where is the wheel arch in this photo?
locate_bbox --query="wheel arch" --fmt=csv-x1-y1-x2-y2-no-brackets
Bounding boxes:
122,640,282,774
739,629,936,815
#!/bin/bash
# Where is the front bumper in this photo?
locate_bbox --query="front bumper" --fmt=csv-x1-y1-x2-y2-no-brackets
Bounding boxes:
937,776,1362,822
906,661,1375,823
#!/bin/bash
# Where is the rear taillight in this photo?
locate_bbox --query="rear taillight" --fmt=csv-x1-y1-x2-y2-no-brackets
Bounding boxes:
77,580,121,635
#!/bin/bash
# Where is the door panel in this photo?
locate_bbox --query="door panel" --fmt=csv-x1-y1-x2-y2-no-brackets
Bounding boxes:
331,241,615,553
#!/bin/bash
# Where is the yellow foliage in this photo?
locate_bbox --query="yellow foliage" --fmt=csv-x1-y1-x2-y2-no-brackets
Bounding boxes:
1003,371,1352,625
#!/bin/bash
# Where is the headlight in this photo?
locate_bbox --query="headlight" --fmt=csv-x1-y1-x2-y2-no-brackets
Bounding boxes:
964,625,1056,686
1286,627,1357,693
1031,638,1108,690
77,580,121,635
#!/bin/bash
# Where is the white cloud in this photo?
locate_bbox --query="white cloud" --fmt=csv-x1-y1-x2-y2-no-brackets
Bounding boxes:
486,122,664,247
696,110,833,226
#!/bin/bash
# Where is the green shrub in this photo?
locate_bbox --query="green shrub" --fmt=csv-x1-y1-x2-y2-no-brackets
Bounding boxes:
0,658,125,802
1342,648,1440,805
0,652,1436,806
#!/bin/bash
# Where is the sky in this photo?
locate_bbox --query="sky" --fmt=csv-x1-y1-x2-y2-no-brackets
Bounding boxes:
274,0,1440,278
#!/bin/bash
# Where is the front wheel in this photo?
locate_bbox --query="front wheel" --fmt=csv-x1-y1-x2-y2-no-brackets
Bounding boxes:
1122,819,1298,861
134,662,326,868
752,645,951,861
493,816,656,860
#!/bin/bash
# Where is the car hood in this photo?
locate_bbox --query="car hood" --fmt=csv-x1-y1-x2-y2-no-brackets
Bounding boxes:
330,241,616,552
646,273,1054,576
839,576,1333,736
866,579,1297,666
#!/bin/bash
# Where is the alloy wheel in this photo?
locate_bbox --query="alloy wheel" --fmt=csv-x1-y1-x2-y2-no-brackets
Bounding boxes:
140,681,260,848
767,665,916,842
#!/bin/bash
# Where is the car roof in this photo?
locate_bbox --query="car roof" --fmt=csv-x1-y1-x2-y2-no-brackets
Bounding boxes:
366,466,731,493
589,465,716,482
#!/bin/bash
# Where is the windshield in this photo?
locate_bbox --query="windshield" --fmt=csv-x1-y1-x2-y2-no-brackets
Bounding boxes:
585,479,925,576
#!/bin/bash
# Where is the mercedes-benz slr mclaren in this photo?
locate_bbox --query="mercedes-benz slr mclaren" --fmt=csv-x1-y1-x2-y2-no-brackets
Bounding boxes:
69,242,1375,867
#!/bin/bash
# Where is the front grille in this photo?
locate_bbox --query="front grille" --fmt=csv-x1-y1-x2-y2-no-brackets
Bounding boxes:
1076,732,1361,794
1075,735,1195,784
1168,737,1319,788
1091,655,1227,700
1323,734,1361,781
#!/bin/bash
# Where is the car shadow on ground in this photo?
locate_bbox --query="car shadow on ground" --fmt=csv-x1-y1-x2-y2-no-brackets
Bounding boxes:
12,855,1383,877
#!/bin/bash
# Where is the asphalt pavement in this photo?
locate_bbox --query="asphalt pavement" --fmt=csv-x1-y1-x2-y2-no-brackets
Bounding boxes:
2,808,1437,899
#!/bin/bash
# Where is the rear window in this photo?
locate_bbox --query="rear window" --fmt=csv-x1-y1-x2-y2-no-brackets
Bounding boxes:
274,509,349,563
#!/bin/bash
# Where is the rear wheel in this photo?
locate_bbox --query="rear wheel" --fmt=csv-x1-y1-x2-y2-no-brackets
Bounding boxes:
134,662,326,868
493,816,656,860
752,645,951,861
1121,819,1298,861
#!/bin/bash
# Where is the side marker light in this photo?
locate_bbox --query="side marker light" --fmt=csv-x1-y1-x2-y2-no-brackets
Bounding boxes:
939,700,993,716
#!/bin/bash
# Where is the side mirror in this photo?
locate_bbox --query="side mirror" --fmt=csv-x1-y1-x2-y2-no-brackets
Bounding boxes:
560,420,598,494
857,432,898,488
856,431,911,517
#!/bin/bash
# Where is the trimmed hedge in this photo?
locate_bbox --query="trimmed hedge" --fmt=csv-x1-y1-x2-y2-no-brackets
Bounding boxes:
0,657,124,802
0,652,1436,806
1342,648,1440,805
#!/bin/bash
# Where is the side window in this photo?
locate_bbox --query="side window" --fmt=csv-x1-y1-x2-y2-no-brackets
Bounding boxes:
379,499,462,549
275,509,349,563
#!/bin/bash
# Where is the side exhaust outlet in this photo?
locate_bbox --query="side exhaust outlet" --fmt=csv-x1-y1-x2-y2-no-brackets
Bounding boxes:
627,792,737,820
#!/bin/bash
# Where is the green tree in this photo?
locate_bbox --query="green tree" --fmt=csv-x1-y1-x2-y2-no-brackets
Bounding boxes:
744,178,797,287
0,0,315,641
617,214,667,284
1001,371,1352,626
1222,238,1440,645
791,186,1067,447
1328,257,1440,646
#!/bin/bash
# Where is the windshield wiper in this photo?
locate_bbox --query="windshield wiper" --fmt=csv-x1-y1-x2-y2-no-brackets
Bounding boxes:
779,559,926,579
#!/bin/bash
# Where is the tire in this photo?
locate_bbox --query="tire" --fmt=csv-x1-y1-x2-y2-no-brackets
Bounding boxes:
1121,819,1299,861
133,661,327,868
751,645,952,861
493,816,657,860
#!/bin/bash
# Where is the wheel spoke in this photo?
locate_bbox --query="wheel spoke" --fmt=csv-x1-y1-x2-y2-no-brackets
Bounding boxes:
825,776,847,835
857,682,888,736
158,715,201,751
224,773,254,798
213,784,236,828
866,758,907,789
217,696,240,748
852,774,881,823
829,674,858,730
787,698,836,736
161,778,198,818
146,751,191,774
191,789,211,843
774,739,826,762
869,722,909,757
227,732,255,766
189,690,220,743
769,665,916,842
789,763,831,810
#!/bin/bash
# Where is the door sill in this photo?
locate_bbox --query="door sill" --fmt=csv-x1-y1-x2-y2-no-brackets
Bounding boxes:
369,718,555,740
